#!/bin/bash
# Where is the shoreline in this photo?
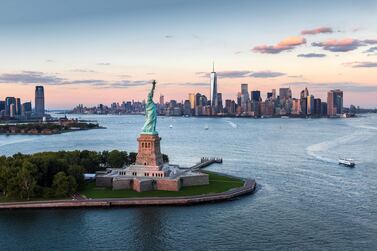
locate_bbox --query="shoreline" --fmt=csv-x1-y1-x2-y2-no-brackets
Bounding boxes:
0,178,256,209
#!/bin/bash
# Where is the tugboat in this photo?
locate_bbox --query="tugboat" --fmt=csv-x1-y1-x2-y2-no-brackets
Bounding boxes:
338,158,355,167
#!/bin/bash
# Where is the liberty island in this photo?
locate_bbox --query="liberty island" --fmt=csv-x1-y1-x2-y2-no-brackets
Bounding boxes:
96,80,255,194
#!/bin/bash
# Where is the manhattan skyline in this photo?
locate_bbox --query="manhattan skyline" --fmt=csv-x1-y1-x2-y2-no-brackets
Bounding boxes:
0,0,377,108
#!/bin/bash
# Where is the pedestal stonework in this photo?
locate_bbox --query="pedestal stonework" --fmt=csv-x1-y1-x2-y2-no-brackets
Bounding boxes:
135,133,163,168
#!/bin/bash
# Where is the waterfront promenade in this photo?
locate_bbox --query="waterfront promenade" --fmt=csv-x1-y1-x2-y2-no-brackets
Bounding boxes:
0,179,256,209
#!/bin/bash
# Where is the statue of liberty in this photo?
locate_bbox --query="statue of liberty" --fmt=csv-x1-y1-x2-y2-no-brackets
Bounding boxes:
142,80,158,134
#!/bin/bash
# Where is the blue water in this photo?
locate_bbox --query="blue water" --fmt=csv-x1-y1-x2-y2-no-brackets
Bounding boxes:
0,114,376,250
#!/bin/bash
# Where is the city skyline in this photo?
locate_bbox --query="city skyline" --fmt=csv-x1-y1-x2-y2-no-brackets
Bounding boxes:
0,0,377,108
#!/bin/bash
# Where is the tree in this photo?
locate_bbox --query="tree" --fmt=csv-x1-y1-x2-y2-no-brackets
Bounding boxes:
108,150,128,169
17,161,37,200
0,165,11,195
128,152,137,164
52,172,70,197
68,165,84,189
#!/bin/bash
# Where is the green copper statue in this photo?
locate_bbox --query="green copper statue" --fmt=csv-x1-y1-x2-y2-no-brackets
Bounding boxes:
142,80,158,134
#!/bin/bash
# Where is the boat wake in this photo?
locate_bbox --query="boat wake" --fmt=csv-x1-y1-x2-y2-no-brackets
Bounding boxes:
306,131,368,164
0,137,37,148
225,120,238,128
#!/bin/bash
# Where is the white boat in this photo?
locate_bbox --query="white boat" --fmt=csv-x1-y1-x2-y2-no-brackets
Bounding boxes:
204,124,209,130
169,124,173,129
338,158,355,167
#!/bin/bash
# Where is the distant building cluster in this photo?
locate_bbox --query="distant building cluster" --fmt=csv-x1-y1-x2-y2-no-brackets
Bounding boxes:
0,86,45,120
158,86,345,118
72,67,349,118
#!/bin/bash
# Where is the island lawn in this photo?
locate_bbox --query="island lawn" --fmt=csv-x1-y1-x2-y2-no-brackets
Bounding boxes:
81,172,244,199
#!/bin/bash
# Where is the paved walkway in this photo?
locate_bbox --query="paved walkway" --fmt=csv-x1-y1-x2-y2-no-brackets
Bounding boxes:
0,179,256,209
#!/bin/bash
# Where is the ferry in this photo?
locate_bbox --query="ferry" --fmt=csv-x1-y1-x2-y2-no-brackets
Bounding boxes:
338,158,355,167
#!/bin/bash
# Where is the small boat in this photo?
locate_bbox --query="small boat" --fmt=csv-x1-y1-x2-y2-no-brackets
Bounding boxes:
339,158,355,167
169,124,173,129
204,124,209,130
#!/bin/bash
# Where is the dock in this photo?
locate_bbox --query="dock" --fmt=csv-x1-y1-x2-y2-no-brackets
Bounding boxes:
190,157,223,170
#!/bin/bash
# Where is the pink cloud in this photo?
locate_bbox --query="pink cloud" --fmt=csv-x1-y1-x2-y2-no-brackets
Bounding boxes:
301,27,333,35
312,38,377,52
252,36,306,54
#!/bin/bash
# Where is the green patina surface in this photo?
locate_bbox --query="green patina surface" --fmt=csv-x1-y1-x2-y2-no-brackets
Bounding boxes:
141,80,158,135
81,171,244,199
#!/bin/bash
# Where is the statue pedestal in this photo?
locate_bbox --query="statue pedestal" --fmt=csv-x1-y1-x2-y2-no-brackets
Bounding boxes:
135,133,164,168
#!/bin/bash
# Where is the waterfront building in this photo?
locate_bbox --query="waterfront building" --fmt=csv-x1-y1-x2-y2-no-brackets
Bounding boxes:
224,99,236,115
21,102,32,118
251,90,261,102
267,92,273,99
188,93,195,110
307,95,315,115
272,89,276,100
159,94,164,106
5,97,16,116
241,84,249,112
216,93,223,113
0,100,5,112
210,63,218,108
183,100,191,116
327,89,343,116
16,98,21,116
314,98,322,116
279,88,292,100
9,103,16,118
35,86,45,117
292,98,301,115
321,102,328,116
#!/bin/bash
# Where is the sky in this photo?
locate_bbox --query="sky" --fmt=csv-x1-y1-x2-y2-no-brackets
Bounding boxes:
0,0,376,109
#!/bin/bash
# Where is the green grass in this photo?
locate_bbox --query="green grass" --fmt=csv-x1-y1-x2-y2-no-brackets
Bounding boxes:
80,171,244,199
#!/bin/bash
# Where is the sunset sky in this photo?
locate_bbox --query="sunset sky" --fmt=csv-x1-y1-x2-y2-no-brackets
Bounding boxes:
0,0,376,109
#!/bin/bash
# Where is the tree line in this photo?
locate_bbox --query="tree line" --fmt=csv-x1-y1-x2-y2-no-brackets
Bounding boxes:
0,150,168,200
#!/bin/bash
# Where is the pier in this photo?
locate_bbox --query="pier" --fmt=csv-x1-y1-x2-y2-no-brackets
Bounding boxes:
190,157,223,170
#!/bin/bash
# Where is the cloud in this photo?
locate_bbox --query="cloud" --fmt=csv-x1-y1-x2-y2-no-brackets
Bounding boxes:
363,46,377,53
283,82,377,92
0,71,159,89
297,53,326,58
218,71,251,78
96,62,111,66
250,71,285,78
344,61,377,68
0,71,66,85
68,80,108,86
252,36,306,54
70,69,97,73
108,80,151,89
312,38,377,52
301,27,333,35
196,70,285,78
162,82,209,87
46,59,55,63
165,35,173,38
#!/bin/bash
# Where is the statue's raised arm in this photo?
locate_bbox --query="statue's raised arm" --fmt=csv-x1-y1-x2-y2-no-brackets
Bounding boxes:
142,80,158,134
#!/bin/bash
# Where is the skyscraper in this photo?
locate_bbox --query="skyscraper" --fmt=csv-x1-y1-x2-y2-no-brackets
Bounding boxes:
5,97,16,116
279,88,292,100
327,89,343,116
307,95,315,115
159,94,165,105
251,91,261,102
210,63,218,108
188,93,195,110
35,86,45,117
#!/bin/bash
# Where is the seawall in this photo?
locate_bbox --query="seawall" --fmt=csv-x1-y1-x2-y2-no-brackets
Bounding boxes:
0,179,256,210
